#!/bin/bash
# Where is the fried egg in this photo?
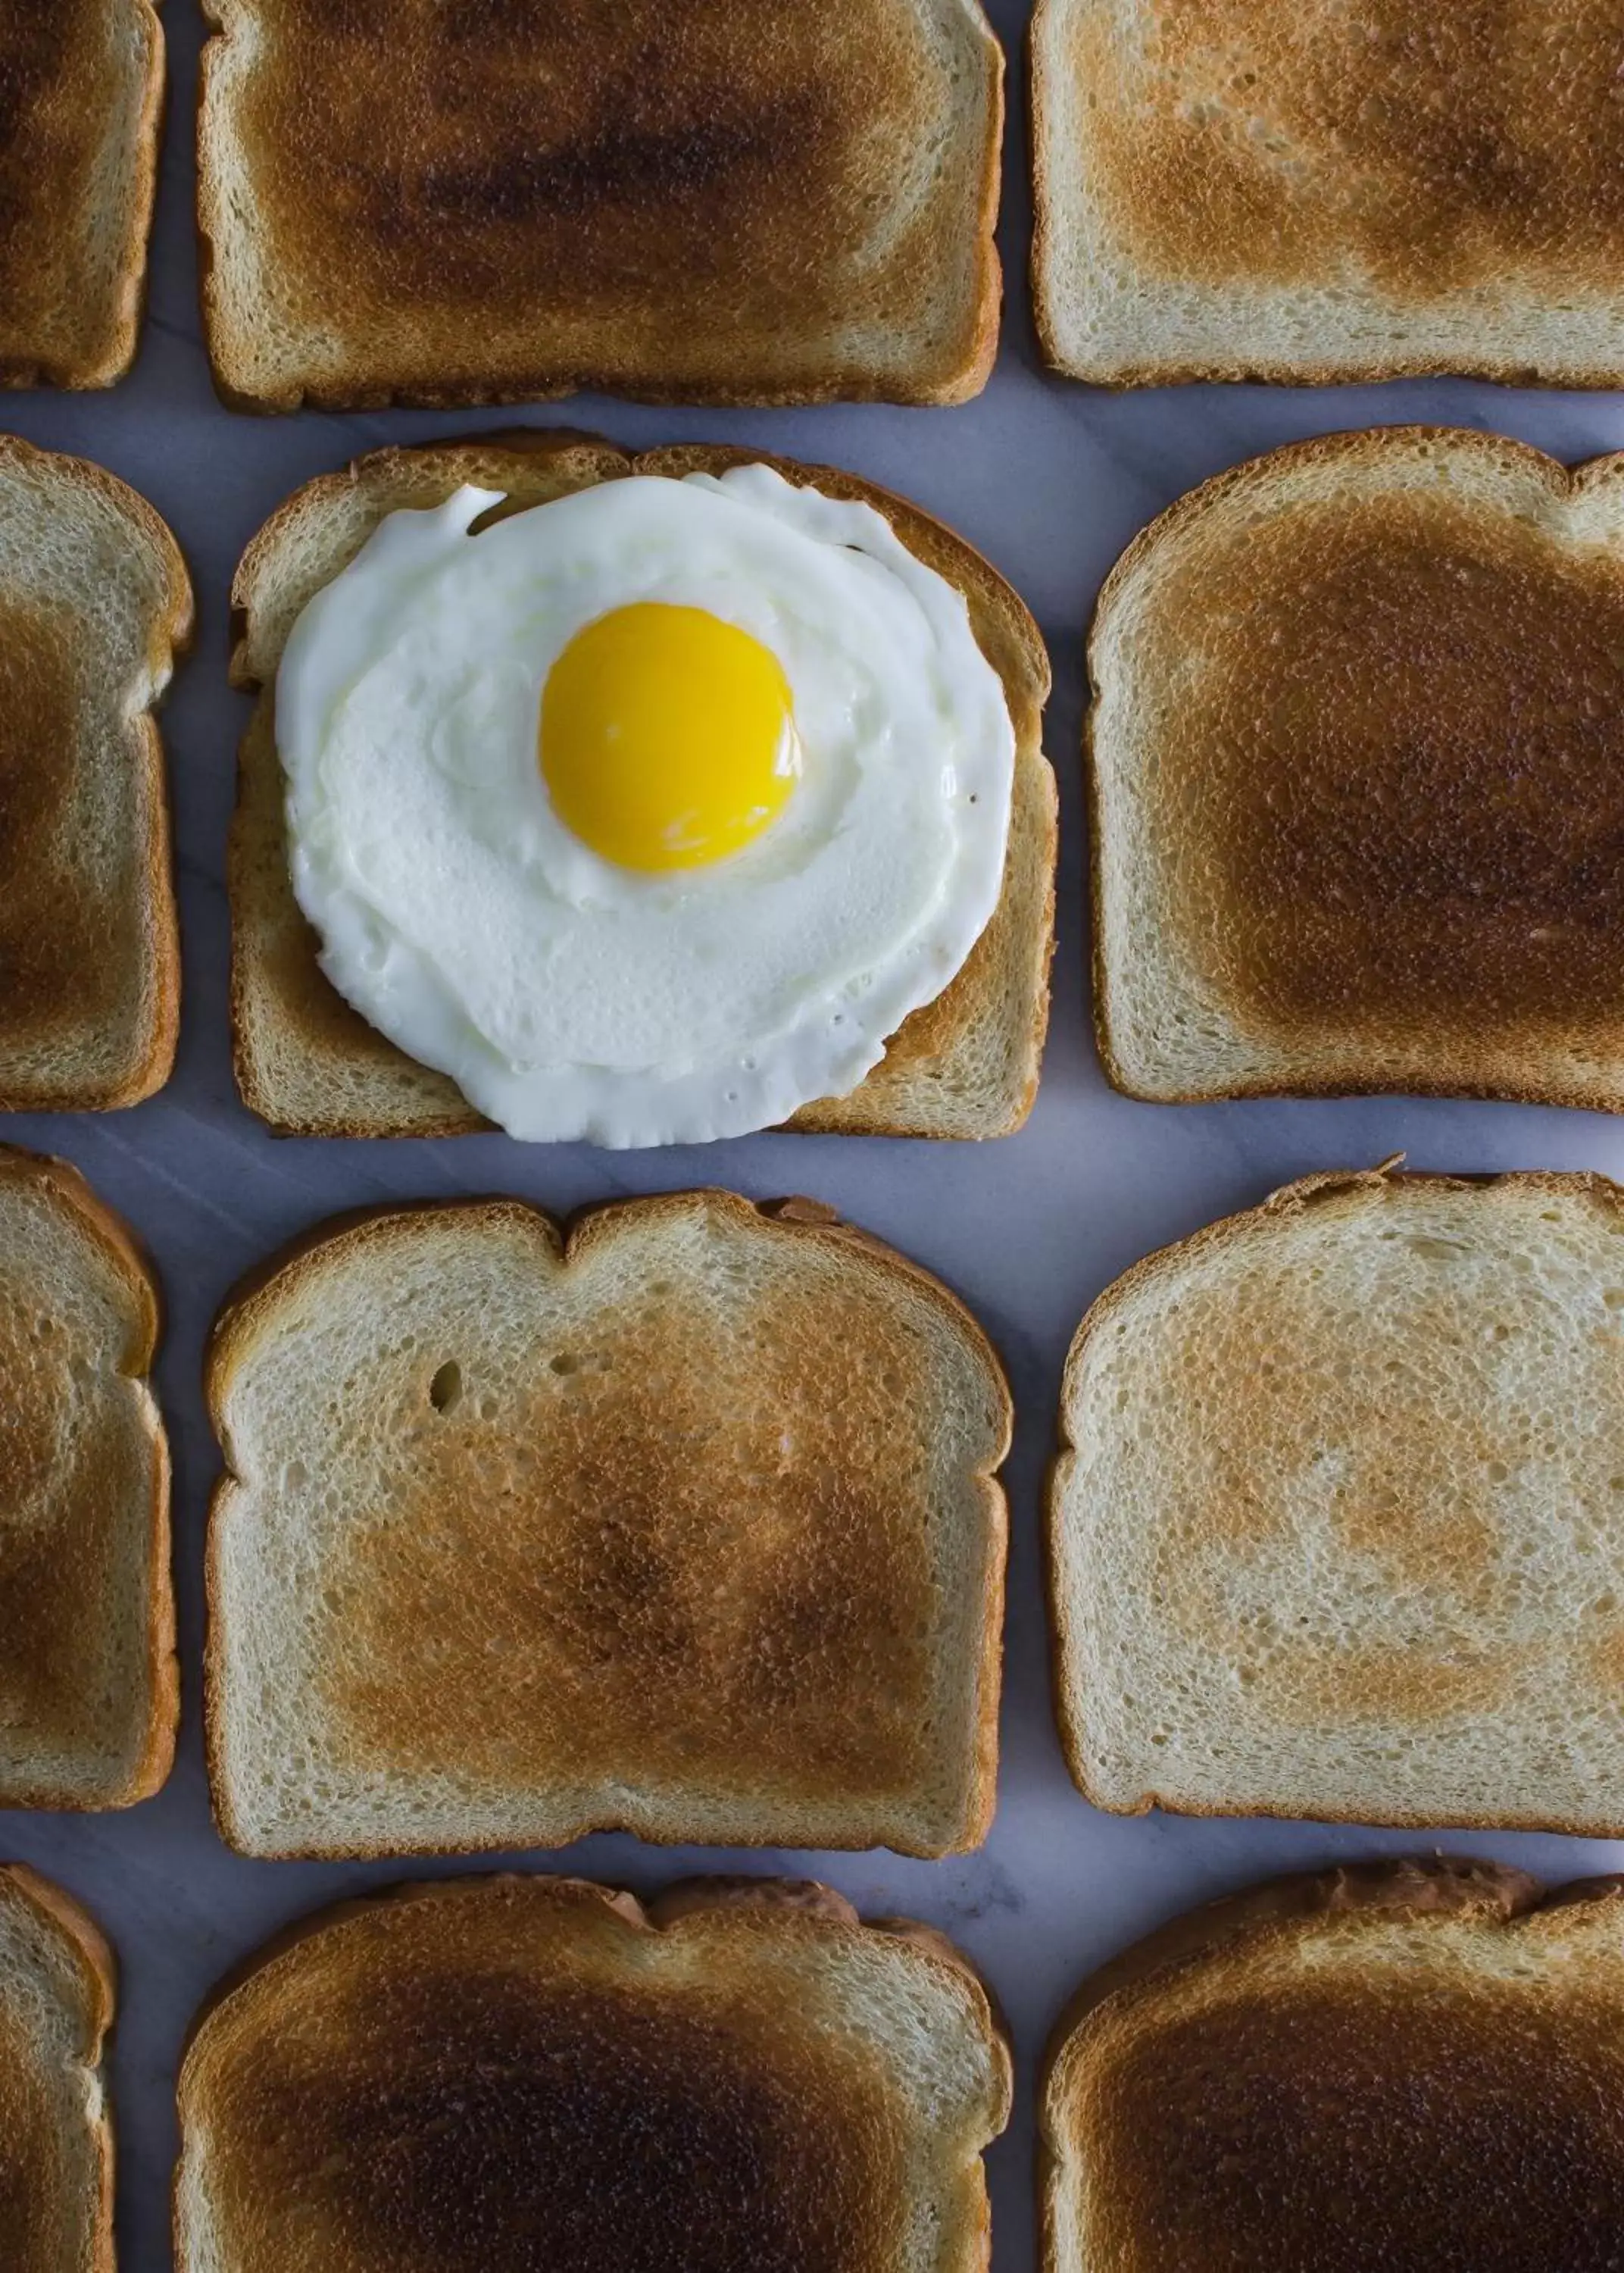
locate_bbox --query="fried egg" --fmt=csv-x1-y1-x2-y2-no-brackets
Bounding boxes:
276,462,1015,1146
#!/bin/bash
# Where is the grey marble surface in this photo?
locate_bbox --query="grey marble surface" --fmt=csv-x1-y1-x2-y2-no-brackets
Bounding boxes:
8,2,1624,2266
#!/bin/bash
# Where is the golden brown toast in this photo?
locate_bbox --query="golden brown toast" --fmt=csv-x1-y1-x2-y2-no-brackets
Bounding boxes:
0,0,164,389
1043,1858,1624,2272
0,1866,116,2273
1033,0,1624,386
1089,427,1624,1109
0,437,190,1111
1048,1162,1624,1837
176,1873,1011,2273
198,0,1004,411
205,1190,1009,1859
228,431,1055,1140
0,1143,176,1809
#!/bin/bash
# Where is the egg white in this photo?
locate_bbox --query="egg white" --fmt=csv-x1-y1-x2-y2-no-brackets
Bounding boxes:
276,463,1016,1146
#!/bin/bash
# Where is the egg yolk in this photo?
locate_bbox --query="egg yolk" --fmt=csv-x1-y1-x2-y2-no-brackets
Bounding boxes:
540,602,799,871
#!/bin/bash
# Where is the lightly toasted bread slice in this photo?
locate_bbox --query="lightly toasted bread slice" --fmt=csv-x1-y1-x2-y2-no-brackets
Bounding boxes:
1032,0,1624,387
0,1866,116,2273
205,1190,1009,1860
0,0,164,389
176,1874,1011,2273
228,430,1055,1141
0,439,189,1111
198,0,1003,412
1049,1162,1624,1837
1089,427,1624,1111
0,1144,176,1809
1042,1857,1624,2273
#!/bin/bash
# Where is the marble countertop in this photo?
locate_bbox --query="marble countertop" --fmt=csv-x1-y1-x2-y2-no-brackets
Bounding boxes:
8,2,1624,2265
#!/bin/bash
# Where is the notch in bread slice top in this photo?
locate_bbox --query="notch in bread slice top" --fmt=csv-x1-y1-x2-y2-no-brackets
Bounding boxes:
0,439,189,1109
1049,1161,1624,1836
227,433,1054,1143
0,0,163,388
0,1143,176,1808
205,1190,1010,1859
199,0,1003,410
1089,426,1624,1111
0,1865,115,2273
177,1873,1010,2273
1042,1858,1624,2272
1032,0,1624,387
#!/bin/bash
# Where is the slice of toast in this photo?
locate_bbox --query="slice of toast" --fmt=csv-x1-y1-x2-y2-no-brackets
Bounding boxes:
1049,1162,1624,1837
0,0,164,389
0,1866,116,2273
1032,0,1624,387
0,439,189,1111
198,0,1004,411
228,431,1054,1140
1042,1858,1624,2273
1088,427,1624,1110
205,1190,1010,1859
0,1144,176,1808
176,1874,1010,2273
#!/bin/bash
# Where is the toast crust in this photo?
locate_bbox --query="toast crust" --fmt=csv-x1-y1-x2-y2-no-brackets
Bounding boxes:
198,0,1004,412
203,1189,1010,1859
0,1865,116,2273
1088,426,1624,1112
0,437,191,1111
1041,1859,1624,2273
1031,0,1624,389
227,432,1054,1140
1047,1160,1624,1836
0,1143,176,1807
176,1871,1011,2273
0,0,164,390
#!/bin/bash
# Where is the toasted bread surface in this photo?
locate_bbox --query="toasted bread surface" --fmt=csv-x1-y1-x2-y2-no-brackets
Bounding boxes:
227,433,1054,1140
198,0,1003,411
0,438,189,1110
1049,1163,1624,1835
1043,1858,1624,2272
205,1190,1009,1859
0,1865,115,2273
0,0,163,389
0,1144,176,1808
1089,427,1624,1109
175,1873,1011,2273
1032,0,1624,386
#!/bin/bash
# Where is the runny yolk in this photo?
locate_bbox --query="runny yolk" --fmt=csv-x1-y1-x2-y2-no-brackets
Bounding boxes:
539,602,799,871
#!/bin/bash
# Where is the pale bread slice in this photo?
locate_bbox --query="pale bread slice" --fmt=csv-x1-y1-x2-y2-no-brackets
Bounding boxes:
0,437,190,1111
1032,0,1624,387
1088,427,1624,1110
0,0,164,389
205,1190,1010,1859
1042,1859,1624,2273
176,1874,1011,2273
0,1143,176,1809
227,432,1054,1140
198,0,1003,411
0,1864,116,2273
1049,1162,1624,1836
